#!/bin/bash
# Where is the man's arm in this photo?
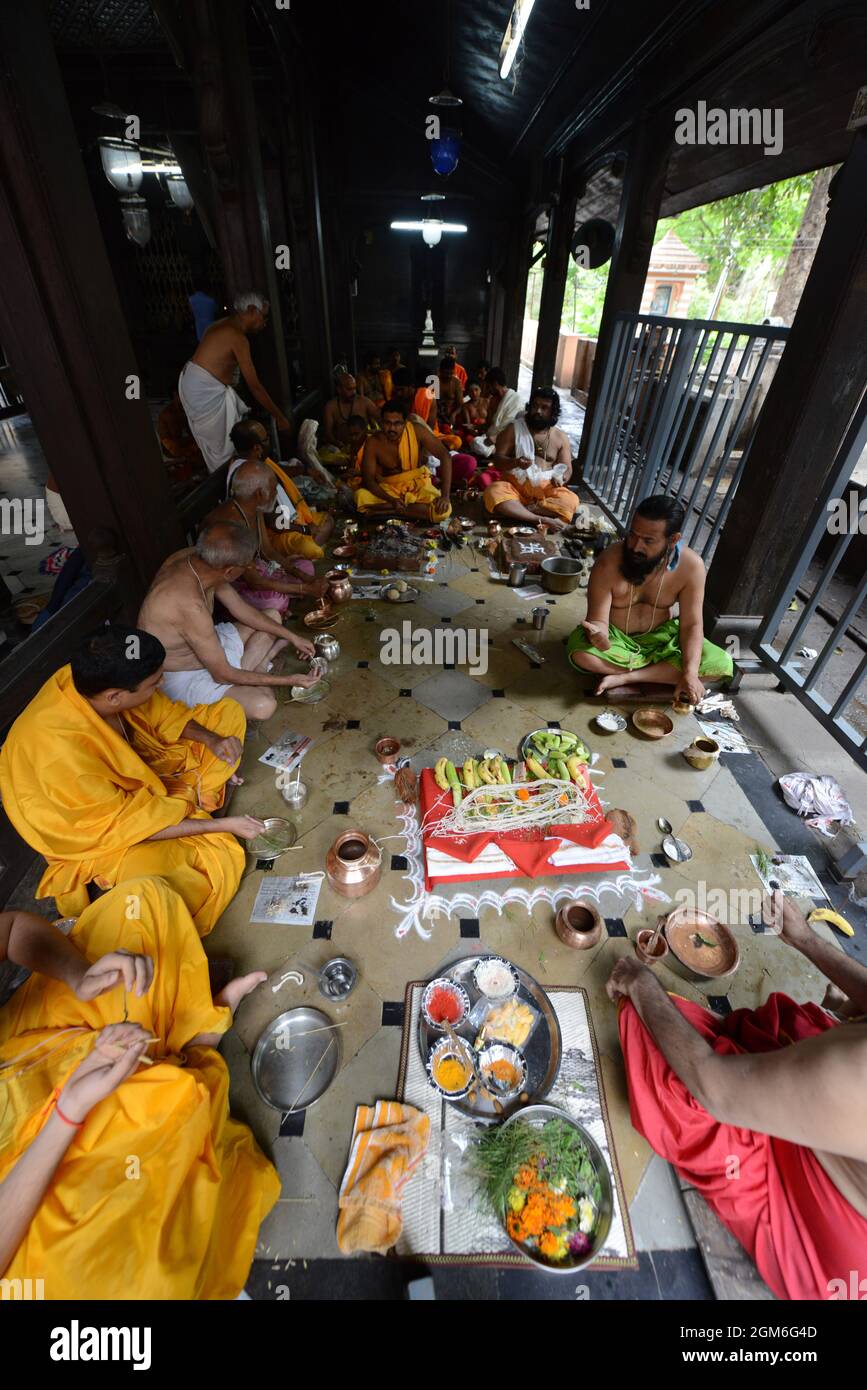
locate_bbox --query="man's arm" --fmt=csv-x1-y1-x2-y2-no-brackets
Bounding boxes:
556,430,573,482
674,557,707,704
773,894,867,1013
234,334,289,430
215,583,315,657
361,396,381,426
489,422,519,469
180,596,314,687
360,440,396,504
610,959,867,1161
413,423,452,500
580,554,614,650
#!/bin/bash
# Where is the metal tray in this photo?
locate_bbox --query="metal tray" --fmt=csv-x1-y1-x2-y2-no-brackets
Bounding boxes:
378,584,420,603
417,954,562,1122
519,727,592,764
251,1007,341,1112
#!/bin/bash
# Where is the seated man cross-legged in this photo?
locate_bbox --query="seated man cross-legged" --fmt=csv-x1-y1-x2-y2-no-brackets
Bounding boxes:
0,877,278,1299
608,894,867,1301
567,493,732,703
0,626,266,935
138,522,317,720
483,387,579,532
355,398,453,520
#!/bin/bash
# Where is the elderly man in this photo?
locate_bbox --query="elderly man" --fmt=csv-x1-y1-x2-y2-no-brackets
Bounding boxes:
178,290,289,473
322,371,380,450
355,398,452,518
138,523,317,719
567,494,732,704
483,387,579,531
609,895,867,1301
0,626,262,934
0,877,278,1298
226,418,334,561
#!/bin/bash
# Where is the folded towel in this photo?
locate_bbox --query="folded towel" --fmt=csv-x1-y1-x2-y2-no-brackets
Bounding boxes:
337,1100,430,1255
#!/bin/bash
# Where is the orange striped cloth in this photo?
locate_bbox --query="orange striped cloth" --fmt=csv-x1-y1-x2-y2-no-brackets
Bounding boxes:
336,1099,430,1254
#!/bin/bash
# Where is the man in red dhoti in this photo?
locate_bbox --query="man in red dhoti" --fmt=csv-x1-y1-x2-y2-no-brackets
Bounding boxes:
608,896,867,1301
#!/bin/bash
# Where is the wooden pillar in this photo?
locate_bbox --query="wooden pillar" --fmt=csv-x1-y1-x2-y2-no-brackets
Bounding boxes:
531,177,580,390
0,0,182,591
576,118,670,474
706,130,867,623
496,208,534,384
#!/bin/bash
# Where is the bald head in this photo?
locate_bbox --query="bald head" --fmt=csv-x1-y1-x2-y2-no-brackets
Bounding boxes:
196,521,257,571
231,459,277,505
336,372,356,402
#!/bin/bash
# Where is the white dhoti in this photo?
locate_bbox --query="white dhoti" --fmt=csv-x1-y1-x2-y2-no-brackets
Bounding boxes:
178,361,248,473
160,621,246,706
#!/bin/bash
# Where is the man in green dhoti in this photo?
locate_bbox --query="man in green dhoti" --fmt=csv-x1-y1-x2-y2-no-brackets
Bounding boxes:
567,495,732,702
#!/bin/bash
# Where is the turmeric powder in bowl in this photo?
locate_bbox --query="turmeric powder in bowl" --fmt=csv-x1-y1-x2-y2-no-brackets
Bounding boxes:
433,1054,471,1092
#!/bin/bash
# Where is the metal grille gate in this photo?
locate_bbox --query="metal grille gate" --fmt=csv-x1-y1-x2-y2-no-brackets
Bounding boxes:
580,312,788,560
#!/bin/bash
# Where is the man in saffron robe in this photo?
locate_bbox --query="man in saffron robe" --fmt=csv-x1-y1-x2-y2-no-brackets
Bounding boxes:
0,876,279,1299
0,626,266,936
608,895,867,1301
355,398,453,518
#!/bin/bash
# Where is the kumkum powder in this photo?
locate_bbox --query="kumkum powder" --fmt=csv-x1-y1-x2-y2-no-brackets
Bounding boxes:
426,986,463,1026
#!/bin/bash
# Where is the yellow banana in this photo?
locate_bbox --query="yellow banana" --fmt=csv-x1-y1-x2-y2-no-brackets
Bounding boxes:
808,908,854,938
526,756,552,780
566,755,588,785
462,759,477,790
477,759,496,785
434,757,450,791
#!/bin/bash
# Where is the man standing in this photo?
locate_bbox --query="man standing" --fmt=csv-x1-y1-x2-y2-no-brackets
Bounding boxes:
472,367,521,456
138,523,317,719
355,399,452,519
567,494,732,702
482,388,579,531
178,290,289,473
322,371,380,449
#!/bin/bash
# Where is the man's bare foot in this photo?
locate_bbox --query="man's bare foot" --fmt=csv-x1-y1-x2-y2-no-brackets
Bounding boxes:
595,673,623,696
214,971,268,1015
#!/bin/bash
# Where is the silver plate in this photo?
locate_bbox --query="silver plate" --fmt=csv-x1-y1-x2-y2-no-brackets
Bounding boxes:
289,676,332,704
251,1007,341,1112
519,727,592,764
378,584,420,603
498,1105,614,1273
417,953,562,1123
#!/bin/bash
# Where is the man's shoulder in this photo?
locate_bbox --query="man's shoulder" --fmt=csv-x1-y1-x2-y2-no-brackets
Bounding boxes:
678,545,706,578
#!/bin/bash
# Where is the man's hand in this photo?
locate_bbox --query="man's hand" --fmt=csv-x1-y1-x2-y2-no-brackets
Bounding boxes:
57,1024,153,1123
605,955,652,1003
673,673,705,706
75,950,154,1004
581,618,611,651
209,734,243,766
288,634,316,659
763,891,813,950
287,672,319,689
301,579,330,601
223,815,267,841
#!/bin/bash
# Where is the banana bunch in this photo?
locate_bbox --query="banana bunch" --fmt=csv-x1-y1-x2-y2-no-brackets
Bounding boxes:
808,907,855,938
434,755,512,805
525,751,589,786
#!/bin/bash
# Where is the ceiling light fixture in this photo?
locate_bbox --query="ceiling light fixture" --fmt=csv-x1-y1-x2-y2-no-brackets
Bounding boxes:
499,0,537,80
390,221,468,235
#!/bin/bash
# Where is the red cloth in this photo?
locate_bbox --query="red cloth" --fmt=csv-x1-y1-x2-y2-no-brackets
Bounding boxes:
619,992,867,1300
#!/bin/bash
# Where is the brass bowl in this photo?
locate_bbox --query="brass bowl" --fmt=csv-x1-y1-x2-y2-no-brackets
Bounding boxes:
683,736,720,770
632,709,674,740
662,907,740,982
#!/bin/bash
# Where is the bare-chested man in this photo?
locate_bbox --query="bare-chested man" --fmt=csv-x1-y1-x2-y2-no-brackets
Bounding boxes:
138,522,317,720
322,372,380,450
567,494,732,704
354,399,452,519
178,290,289,473
482,388,579,531
437,356,465,427
610,893,867,1300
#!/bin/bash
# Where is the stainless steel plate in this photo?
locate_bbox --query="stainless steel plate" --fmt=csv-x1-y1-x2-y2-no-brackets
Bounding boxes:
289,677,332,704
251,1007,341,1112
519,727,592,764
417,953,562,1123
378,584,420,603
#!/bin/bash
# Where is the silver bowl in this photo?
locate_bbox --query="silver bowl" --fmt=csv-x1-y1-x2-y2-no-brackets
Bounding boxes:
498,1104,613,1273
540,556,582,594
246,816,298,867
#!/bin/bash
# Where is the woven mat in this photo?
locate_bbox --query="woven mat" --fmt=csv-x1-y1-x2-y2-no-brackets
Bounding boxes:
394,981,637,1268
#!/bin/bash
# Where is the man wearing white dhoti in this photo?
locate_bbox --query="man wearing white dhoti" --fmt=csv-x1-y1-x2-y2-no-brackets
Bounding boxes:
178,290,291,473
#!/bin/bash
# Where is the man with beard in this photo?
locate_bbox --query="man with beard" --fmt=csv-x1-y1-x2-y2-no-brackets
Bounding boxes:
482,387,579,530
322,371,380,450
567,494,732,702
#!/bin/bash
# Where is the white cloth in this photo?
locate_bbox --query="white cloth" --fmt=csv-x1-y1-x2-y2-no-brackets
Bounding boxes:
44,484,75,536
471,387,521,456
777,774,854,838
159,621,245,707
226,456,295,524
178,361,248,473
297,419,338,493
509,415,568,486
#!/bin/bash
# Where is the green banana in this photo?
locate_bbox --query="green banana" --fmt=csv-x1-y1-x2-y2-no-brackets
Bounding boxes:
445,761,462,806
500,758,512,784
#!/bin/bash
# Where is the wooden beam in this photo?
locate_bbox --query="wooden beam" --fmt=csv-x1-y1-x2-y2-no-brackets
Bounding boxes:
705,129,867,620
576,116,670,476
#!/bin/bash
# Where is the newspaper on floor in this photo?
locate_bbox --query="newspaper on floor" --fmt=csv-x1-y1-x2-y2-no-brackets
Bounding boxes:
749,853,829,903
250,874,323,926
696,717,752,753
259,730,312,774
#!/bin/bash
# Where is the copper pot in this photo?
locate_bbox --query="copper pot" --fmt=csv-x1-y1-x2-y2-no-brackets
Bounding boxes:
325,830,382,898
554,901,604,950
324,569,353,604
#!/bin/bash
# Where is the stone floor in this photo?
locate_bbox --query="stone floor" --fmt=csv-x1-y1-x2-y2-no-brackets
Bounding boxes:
182,514,866,1299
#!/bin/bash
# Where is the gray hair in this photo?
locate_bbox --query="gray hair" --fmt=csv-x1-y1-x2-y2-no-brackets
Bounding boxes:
233,289,268,314
231,459,276,501
196,522,257,569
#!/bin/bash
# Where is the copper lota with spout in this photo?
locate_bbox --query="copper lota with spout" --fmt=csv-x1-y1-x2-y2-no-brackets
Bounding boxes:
325,830,382,898
324,570,353,604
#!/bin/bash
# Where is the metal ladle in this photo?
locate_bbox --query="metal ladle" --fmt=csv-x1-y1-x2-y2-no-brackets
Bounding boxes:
658,817,693,863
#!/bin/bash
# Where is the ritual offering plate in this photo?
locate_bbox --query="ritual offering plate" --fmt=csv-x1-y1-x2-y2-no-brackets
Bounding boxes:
379,581,420,603
519,727,591,772
247,817,298,865
500,530,561,575
303,609,340,629
290,677,332,704
417,954,561,1122
251,1007,341,1112
662,908,740,982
